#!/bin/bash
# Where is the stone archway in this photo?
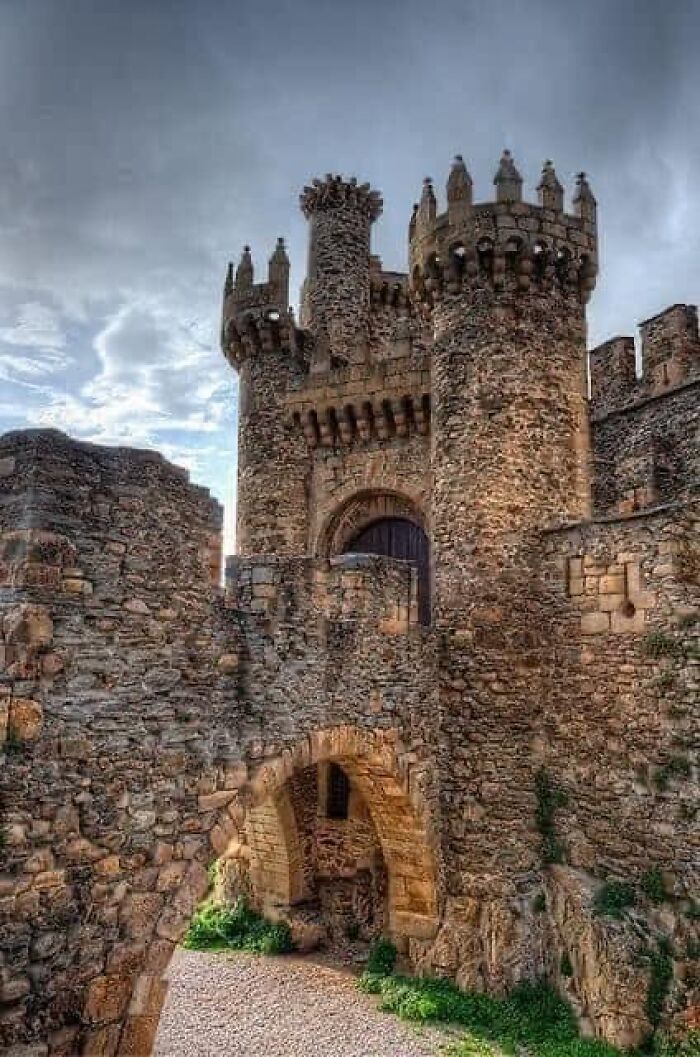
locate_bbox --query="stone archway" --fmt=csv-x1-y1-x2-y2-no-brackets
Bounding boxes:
317,488,428,558
103,726,440,1057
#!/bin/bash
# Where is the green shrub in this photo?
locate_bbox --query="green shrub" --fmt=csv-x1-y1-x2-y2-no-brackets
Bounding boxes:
593,881,636,919
641,868,667,905
560,952,574,978
642,632,684,659
366,936,397,977
359,973,625,1057
652,1030,700,1057
182,898,293,955
535,768,568,866
645,939,674,1029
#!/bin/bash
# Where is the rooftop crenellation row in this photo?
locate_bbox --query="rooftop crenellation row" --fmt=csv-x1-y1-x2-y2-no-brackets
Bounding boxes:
589,303,700,416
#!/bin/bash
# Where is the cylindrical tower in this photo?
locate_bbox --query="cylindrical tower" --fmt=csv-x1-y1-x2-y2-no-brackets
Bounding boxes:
221,241,309,556
410,154,598,627
299,174,383,365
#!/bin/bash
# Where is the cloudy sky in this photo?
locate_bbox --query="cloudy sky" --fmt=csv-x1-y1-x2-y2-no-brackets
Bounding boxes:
0,0,698,531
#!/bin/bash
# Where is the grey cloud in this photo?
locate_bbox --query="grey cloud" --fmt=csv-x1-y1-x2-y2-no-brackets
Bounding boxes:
0,0,698,497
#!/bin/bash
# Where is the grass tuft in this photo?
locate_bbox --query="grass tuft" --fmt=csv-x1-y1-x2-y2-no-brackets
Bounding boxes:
182,898,293,955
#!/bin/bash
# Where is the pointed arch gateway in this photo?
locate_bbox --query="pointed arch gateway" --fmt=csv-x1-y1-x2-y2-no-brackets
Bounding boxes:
110,726,440,1057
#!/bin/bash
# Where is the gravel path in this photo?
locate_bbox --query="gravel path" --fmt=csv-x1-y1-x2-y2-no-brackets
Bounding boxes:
154,948,452,1056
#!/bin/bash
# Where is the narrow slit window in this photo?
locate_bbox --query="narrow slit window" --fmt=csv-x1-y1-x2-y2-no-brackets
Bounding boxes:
327,763,350,820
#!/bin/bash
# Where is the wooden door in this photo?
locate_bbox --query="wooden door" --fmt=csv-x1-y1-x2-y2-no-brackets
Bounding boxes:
343,518,431,625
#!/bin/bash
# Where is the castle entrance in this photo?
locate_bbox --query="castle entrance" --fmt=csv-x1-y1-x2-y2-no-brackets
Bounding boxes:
343,517,431,624
129,727,440,1057
236,761,389,948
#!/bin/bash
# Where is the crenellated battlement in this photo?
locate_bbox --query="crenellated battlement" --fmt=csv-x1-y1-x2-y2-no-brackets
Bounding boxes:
640,303,700,391
221,237,291,347
589,303,700,418
300,174,383,221
222,307,307,371
589,336,637,416
409,152,597,305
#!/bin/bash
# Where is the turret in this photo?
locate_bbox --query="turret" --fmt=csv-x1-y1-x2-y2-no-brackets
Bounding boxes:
220,237,307,556
299,174,383,367
221,239,291,368
409,151,598,627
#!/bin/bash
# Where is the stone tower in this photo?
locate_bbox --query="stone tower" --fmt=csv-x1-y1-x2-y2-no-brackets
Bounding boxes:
410,153,597,628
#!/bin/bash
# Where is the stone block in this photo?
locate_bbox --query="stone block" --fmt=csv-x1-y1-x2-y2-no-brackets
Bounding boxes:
580,612,610,635
599,574,625,594
217,652,239,674
8,698,43,741
84,972,133,1024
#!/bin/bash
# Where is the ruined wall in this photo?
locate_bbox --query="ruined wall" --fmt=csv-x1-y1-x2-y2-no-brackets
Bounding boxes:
590,305,700,515
0,429,440,1055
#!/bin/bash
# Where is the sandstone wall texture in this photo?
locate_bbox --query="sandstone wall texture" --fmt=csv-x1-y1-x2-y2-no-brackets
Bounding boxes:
0,153,698,1055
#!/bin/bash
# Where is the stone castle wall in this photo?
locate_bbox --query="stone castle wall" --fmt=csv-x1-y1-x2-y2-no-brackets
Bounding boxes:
590,304,700,516
1,153,698,1055
0,429,440,1055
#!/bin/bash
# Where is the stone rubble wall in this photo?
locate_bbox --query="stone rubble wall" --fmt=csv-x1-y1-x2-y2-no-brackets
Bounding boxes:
591,380,699,516
0,429,441,1055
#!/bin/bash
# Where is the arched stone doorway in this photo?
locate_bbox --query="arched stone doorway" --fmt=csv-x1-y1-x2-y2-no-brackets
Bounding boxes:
319,490,431,624
343,518,431,625
227,761,390,945
108,726,439,1056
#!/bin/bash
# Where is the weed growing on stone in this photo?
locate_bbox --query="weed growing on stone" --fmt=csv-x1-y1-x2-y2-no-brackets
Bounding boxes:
641,868,667,905
642,632,685,659
645,938,674,1029
593,881,636,919
535,768,568,865
359,972,620,1057
359,963,697,1057
654,757,692,792
182,898,293,955
652,1031,700,1057
365,936,398,976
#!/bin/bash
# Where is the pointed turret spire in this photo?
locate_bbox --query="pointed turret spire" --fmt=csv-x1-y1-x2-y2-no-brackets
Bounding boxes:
537,160,564,211
268,237,290,306
408,202,419,241
269,236,289,266
573,172,596,223
224,261,234,297
494,149,523,203
418,177,437,228
235,245,254,290
447,155,473,204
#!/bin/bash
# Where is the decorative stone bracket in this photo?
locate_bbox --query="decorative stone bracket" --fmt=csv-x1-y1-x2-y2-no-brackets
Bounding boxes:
292,392,430,448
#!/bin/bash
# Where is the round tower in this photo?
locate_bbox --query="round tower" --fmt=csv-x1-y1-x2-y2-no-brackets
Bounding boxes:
410,154,598,627
221,240,308,556
299,174,383,366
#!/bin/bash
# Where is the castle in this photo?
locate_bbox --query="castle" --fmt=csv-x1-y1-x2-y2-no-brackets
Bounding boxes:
0,152,697,1056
